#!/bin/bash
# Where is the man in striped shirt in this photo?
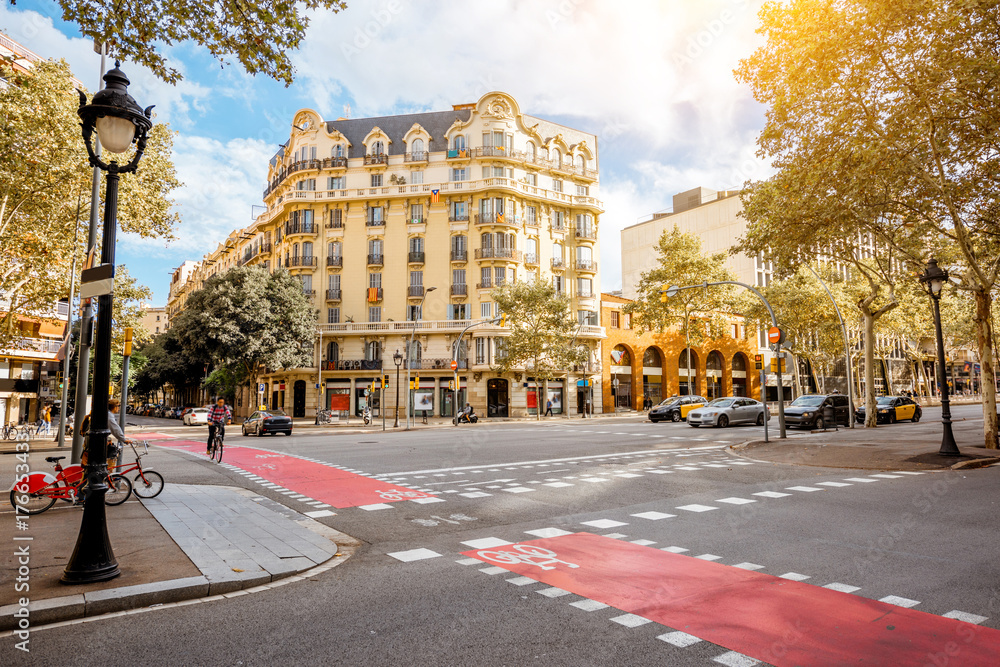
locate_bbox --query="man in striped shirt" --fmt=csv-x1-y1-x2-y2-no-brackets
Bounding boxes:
206,397,232,455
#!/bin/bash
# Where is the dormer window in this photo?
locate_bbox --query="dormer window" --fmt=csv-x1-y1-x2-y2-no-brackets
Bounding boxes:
370,140,385,156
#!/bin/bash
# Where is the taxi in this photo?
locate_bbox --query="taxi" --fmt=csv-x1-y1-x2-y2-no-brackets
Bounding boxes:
854,395,922,424
648,395,707,423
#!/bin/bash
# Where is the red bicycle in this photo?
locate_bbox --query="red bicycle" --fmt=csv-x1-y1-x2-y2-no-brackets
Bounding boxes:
111,441,164,498
10,455,133,515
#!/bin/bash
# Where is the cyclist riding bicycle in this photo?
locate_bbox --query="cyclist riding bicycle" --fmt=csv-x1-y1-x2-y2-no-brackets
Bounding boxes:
206,397,232,455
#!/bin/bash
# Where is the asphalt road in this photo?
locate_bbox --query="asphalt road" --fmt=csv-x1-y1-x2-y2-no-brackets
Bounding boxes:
7,405,999,666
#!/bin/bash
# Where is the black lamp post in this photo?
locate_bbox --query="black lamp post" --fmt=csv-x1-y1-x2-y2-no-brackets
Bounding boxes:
919,258,961,457
62,64,152,584
393,349,403,428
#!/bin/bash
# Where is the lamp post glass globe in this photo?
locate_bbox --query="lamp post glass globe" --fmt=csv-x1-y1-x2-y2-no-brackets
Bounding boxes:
95,115,136,153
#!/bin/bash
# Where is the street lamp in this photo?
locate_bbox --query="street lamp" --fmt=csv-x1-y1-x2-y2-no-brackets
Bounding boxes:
405,286,436,429
919,258,960,456
393,349,403,428
63,63,152,584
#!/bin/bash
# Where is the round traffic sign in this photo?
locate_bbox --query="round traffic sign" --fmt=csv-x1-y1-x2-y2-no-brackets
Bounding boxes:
450,360,458,370
767,326,784,344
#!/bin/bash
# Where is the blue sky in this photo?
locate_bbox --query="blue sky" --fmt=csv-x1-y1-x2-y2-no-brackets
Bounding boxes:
3,0,769,305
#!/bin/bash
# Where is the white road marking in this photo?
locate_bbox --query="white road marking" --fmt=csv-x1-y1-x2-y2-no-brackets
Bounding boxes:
733,562,765,570
359,503,394,511
676,504,718,512
582,519,629,529
713,651,761,667
817,482,852,487
506,576,536,586
779,572,811,581
524,527,574,538
478,566,508,575
631,511,675,520
716,497,756,505
537,587,572,598
657,631,702,647
610,613,651,627
461,537,514,549
943,610,989,624
695,554,723,561
786,486,824,492
388,548,441,562
304,510,336,518
823,582,861,593
753,491,791,498
570,599,608,611
880,595,920,608
844,477,880,483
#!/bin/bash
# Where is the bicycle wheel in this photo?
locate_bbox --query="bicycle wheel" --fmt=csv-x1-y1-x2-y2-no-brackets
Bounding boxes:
212,436,224,462
9,487,56,515
132,470,164,498
105,474,133,506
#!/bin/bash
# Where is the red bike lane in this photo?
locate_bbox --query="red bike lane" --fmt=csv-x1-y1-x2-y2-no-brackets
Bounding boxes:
160,439,433,508
464,532,1000,666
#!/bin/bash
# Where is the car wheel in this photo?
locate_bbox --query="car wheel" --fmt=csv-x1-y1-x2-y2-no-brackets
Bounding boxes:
285,431,292,436
671,411,681,423
815,417,825,430
689,423,699,428
756,412,764,426
649,418,659,423
889,412,896,424
717,415,729,428
912,409,921,423
242,425,247,436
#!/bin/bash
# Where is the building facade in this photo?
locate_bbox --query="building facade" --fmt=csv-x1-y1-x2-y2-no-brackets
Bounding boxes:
600,294,760,411
169,92,606,419
0,299,69,425
139,305,169,336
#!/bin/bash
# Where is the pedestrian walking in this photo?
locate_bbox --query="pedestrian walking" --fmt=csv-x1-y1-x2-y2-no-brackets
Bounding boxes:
544,399,553,417
41,404,52,435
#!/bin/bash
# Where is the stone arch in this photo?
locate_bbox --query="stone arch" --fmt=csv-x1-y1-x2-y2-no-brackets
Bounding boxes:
678,348,700,396
706,350,725,400
731,352,750,397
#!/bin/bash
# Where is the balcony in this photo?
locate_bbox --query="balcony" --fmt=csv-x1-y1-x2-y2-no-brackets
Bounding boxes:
446,148,470,159
316,318,516,335
408,286,426,297
450,284,468,297
474,146,515,160
404,358,468,370
552,220,567,232
525,216,540,228
475,248,522,261
285,256,317,268
364,153,388,166
326,156,348,170
575,227,598,241
326,288,342,301
367,254,384,266
450,249,468,262
326,220,344,229
408,251,425,264
475,213,517,228
366,218,385,227
366,287,383,302
284,221,318,236
449,213,470,222
476,279,493,289
1,337,62,356
409,216,426,225
575,259,598,272
327,255,343,268
524,253,539,266
302,289,316,298
551,258,565,270
577,290,594,299
323,358,382,371
404,151,428,163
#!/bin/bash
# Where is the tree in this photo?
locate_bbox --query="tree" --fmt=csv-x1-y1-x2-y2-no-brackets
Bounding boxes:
736,0,999,445
491,279,585,420
0,58,179,348
624,227,737,394
131,328,207,402
171,266,315,407
37,0,348,85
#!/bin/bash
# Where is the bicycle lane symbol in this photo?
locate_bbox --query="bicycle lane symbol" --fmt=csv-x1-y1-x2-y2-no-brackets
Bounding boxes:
475,544,580,571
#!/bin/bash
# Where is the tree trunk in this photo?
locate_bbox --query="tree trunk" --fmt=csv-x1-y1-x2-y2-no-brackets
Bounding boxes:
864,311,877,428
791,353,803,397
973,289,998,449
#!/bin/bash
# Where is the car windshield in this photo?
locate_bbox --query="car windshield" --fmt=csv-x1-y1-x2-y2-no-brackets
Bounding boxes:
876,396,895,405
791,396,826,407
658,398,680,407
707,399,734,407
264,410,287,417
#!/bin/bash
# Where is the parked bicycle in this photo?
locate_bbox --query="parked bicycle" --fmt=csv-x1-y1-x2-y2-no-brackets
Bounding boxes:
9,454,132,515
3,422,34,441
111,440,164,498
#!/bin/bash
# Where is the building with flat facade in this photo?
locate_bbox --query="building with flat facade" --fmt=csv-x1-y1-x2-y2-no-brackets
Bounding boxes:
169,92,606,419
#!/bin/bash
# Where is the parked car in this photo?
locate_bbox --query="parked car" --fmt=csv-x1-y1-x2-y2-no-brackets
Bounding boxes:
687,397,770,428
783,393,852,429
183,408,210,426
855,395,921,424
648,395,707,423
242,410,293,436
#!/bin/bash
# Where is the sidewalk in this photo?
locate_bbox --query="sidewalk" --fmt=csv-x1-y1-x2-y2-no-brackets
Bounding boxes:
731,415,1000,471
0,484,359,631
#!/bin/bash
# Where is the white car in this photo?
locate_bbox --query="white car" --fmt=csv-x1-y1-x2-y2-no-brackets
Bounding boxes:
687,397,770,428
183,408,209,426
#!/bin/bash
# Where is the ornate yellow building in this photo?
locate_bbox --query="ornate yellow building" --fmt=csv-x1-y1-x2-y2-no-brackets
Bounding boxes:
169,92,606,419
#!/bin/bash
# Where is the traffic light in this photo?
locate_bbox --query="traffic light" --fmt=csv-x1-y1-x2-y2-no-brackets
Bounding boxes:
123,327,133,356
660,284,669,303
754,354,763,370
383,374,389,388
498,313,507,327
770,357,787,373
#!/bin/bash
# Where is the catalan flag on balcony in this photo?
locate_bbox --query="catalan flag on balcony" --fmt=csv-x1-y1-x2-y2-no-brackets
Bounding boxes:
367,287,379,302
497,213,505,224
431,189,440,203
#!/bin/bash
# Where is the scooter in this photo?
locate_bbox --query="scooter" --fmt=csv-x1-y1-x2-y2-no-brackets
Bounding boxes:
363,406,372,425
457,411,478,424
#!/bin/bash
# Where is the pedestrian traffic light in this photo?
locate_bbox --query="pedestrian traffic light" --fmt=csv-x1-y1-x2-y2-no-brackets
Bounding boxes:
754,354,763,370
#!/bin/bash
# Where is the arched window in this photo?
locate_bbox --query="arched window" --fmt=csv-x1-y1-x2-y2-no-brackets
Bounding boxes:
481,232,494,249
707,351,724,371
526,141,536,158
408,340,422,366
452,135,466,150
367,341,381,362
292,242,300,258
643,347,662,368
326,341,339,362
411,138,424,155
679,349,699,396
576,154,585,169
731,353,747,371
370,140,385,155
333,144,344,157
611,344,631,366
553,148,562,165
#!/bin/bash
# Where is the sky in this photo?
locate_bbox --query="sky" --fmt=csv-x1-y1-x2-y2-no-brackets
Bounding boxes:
2,0,770,306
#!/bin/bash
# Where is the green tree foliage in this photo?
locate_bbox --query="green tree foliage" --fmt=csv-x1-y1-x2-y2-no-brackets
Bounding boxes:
42,0,348,85
171,266,316,398
491,279,585,420
0,58,178,347
131,328,206,400
736,0,1000,444
624,227,737,385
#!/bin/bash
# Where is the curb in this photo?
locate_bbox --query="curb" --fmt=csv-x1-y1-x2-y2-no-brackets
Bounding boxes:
951,457,1000,470
0,512,361,634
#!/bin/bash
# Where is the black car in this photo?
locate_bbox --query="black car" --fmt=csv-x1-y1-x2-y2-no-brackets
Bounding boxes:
242,410,293,436
648,396,707,423
783,394,851,429
855,396,922,424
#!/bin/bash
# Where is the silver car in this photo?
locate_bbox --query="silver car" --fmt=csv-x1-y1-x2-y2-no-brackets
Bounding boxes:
687,397,770,428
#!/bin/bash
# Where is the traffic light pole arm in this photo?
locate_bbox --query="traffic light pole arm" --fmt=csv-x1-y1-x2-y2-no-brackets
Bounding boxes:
664,280,786,439
452,316,503,426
